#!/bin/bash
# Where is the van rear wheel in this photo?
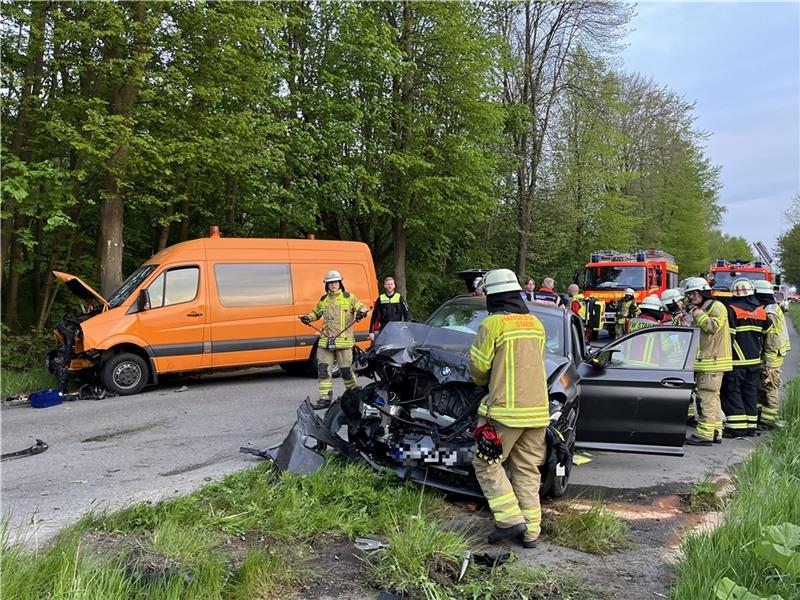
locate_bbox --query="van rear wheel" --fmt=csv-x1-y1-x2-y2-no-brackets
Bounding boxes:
102,353,148,396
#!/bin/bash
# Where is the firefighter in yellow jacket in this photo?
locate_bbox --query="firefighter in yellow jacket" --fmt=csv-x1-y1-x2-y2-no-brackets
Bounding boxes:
301,270,368,409
468,269,549,549
684,277,732,445
754,280,791,429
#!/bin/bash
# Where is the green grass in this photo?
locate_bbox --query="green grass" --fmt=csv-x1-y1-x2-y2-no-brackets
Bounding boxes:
685,478,721,513
2,458,583,599
0,366,57,399
670,376,800,599
787,303,800,331
542,501,633,555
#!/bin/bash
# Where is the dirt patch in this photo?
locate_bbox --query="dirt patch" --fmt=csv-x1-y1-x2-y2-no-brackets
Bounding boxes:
81,422,160,443
298,534,373,600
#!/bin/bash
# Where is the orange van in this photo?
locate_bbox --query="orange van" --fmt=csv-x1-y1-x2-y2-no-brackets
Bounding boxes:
48,230,378,395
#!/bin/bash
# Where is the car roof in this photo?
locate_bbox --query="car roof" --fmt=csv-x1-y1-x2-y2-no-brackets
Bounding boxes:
441,294,568,318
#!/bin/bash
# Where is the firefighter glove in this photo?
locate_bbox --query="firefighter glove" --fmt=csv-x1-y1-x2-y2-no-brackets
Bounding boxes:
473,423,504,464
355,311,368,322
300,315,311,325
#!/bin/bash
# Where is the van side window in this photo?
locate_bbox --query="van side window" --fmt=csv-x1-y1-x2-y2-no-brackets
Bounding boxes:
214,264,293,307
147,267,200,309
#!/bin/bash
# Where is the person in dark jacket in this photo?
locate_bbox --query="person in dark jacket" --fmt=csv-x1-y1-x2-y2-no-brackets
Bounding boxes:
533,277,561,306
722,278,769,438
369,276,409,340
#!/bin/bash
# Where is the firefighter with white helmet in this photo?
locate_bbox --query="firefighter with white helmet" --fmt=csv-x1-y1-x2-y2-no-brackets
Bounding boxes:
684,276,731,445
625,294,664,331
721,278,769,438
616,288,638,338
661,288,690,326
753,279,791,429
469,268,548,549
300,269,368,409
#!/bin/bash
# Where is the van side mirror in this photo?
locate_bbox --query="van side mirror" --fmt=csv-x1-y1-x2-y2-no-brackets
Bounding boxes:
136,289,150,312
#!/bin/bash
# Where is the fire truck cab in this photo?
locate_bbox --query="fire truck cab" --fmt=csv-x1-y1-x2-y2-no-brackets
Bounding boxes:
579,249,680,333
708,259,777,298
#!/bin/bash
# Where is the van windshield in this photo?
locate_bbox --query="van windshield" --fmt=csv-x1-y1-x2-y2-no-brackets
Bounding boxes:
108,265,158,308
583,266,646,290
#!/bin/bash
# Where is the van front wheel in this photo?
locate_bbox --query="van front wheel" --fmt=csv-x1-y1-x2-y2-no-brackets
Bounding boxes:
102,353,148,396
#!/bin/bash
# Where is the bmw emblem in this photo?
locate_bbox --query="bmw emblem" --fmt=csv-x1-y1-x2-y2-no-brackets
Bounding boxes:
441,366,451,377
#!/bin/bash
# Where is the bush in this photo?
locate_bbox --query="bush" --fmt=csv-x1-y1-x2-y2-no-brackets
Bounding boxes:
1,324,54,371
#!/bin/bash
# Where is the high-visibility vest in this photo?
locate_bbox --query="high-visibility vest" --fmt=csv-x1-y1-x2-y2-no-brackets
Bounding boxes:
729,302,768,367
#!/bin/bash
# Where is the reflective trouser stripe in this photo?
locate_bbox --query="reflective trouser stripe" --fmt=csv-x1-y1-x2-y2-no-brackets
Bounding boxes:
522,507,541,535
488,492,516,510
494,504,523,524
695,371,723,441
725,415,748,429
318,378,333,400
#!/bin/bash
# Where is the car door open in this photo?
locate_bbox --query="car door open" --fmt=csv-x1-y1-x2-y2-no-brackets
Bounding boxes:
576,326,699,456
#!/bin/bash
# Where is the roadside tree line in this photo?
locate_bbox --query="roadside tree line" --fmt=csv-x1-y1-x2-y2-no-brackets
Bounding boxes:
1,0,752,330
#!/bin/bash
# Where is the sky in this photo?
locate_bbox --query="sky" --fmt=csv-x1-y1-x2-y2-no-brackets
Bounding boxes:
620,1,799,259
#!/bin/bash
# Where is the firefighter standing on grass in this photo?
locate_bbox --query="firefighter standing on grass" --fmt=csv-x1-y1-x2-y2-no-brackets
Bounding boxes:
684,277,732,446
468,269,549,549
300,270,368,410
722,279,769,438
754,280,791,430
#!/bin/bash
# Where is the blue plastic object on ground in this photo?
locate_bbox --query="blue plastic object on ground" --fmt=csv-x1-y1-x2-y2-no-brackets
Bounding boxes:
30,389,62,409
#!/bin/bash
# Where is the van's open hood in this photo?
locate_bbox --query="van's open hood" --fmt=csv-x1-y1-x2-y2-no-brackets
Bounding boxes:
52,271,109,309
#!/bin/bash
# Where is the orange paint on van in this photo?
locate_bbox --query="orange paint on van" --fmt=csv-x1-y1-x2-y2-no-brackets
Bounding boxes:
55,236,378,389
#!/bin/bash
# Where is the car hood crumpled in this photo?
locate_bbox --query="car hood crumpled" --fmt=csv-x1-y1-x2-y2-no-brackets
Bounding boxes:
367,321,568,384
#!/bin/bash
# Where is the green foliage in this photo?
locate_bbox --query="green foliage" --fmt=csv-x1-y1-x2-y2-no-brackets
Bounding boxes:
542,501,632,555
686,478,721,513
1,1,735,331
671,377,800,600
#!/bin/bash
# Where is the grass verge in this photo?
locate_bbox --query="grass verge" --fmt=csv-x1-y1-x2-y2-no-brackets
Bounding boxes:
670,376,800,599
2,458,585,599
684,477,721,513
787,302,800,331
1,366,57,399
542,500,632,555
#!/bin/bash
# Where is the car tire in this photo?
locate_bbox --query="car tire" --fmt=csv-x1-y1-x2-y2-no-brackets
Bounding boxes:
548,439,575,498
307,345,342,379
101,352,148,396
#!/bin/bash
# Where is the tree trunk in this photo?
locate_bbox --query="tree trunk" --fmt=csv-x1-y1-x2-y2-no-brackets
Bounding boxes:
178,198,190,241
392,216,407,299
157,204,174,251
392,1,414,298
98,0,149,297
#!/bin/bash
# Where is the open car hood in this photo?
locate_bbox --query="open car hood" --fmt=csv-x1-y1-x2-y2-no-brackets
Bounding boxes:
369,321,568,383
52,271,109,309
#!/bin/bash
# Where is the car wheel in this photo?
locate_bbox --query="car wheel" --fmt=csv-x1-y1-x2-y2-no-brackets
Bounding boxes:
308,345,342,379
101,352,148,396
548,440,575,498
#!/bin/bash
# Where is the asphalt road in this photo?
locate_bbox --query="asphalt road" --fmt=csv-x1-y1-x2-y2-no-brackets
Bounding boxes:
2,320,797,544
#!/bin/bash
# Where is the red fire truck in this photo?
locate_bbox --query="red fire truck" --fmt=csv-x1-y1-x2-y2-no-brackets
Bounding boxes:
708,259,776,298
579,249,680,334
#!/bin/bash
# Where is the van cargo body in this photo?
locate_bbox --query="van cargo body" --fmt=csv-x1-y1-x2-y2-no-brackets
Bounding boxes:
49,235,378,395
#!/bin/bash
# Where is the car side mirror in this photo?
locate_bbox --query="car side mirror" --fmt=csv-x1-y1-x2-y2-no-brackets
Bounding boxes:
136,289,150,312
588,348,621,369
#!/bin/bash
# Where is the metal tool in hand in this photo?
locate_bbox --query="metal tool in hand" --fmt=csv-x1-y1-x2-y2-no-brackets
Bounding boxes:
354,537,390,551
301,315,364,351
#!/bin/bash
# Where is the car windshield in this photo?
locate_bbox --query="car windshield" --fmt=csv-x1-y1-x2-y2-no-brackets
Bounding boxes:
426,301,564,356
107,264,158,308
711,270,766,290
583,266,646,290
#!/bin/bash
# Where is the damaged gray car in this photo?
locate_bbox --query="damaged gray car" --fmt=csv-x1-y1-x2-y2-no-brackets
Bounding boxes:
248,297,700,498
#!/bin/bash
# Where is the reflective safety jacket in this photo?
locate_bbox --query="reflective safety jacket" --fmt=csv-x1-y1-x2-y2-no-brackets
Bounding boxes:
306,290,367,349
692,299,732,372
626,314,662,332
763,303,791,368
727,298,768,367
617,299,638,333
469,312,549,428
570,293,584,317
533,287,561,306
369,292,409,332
